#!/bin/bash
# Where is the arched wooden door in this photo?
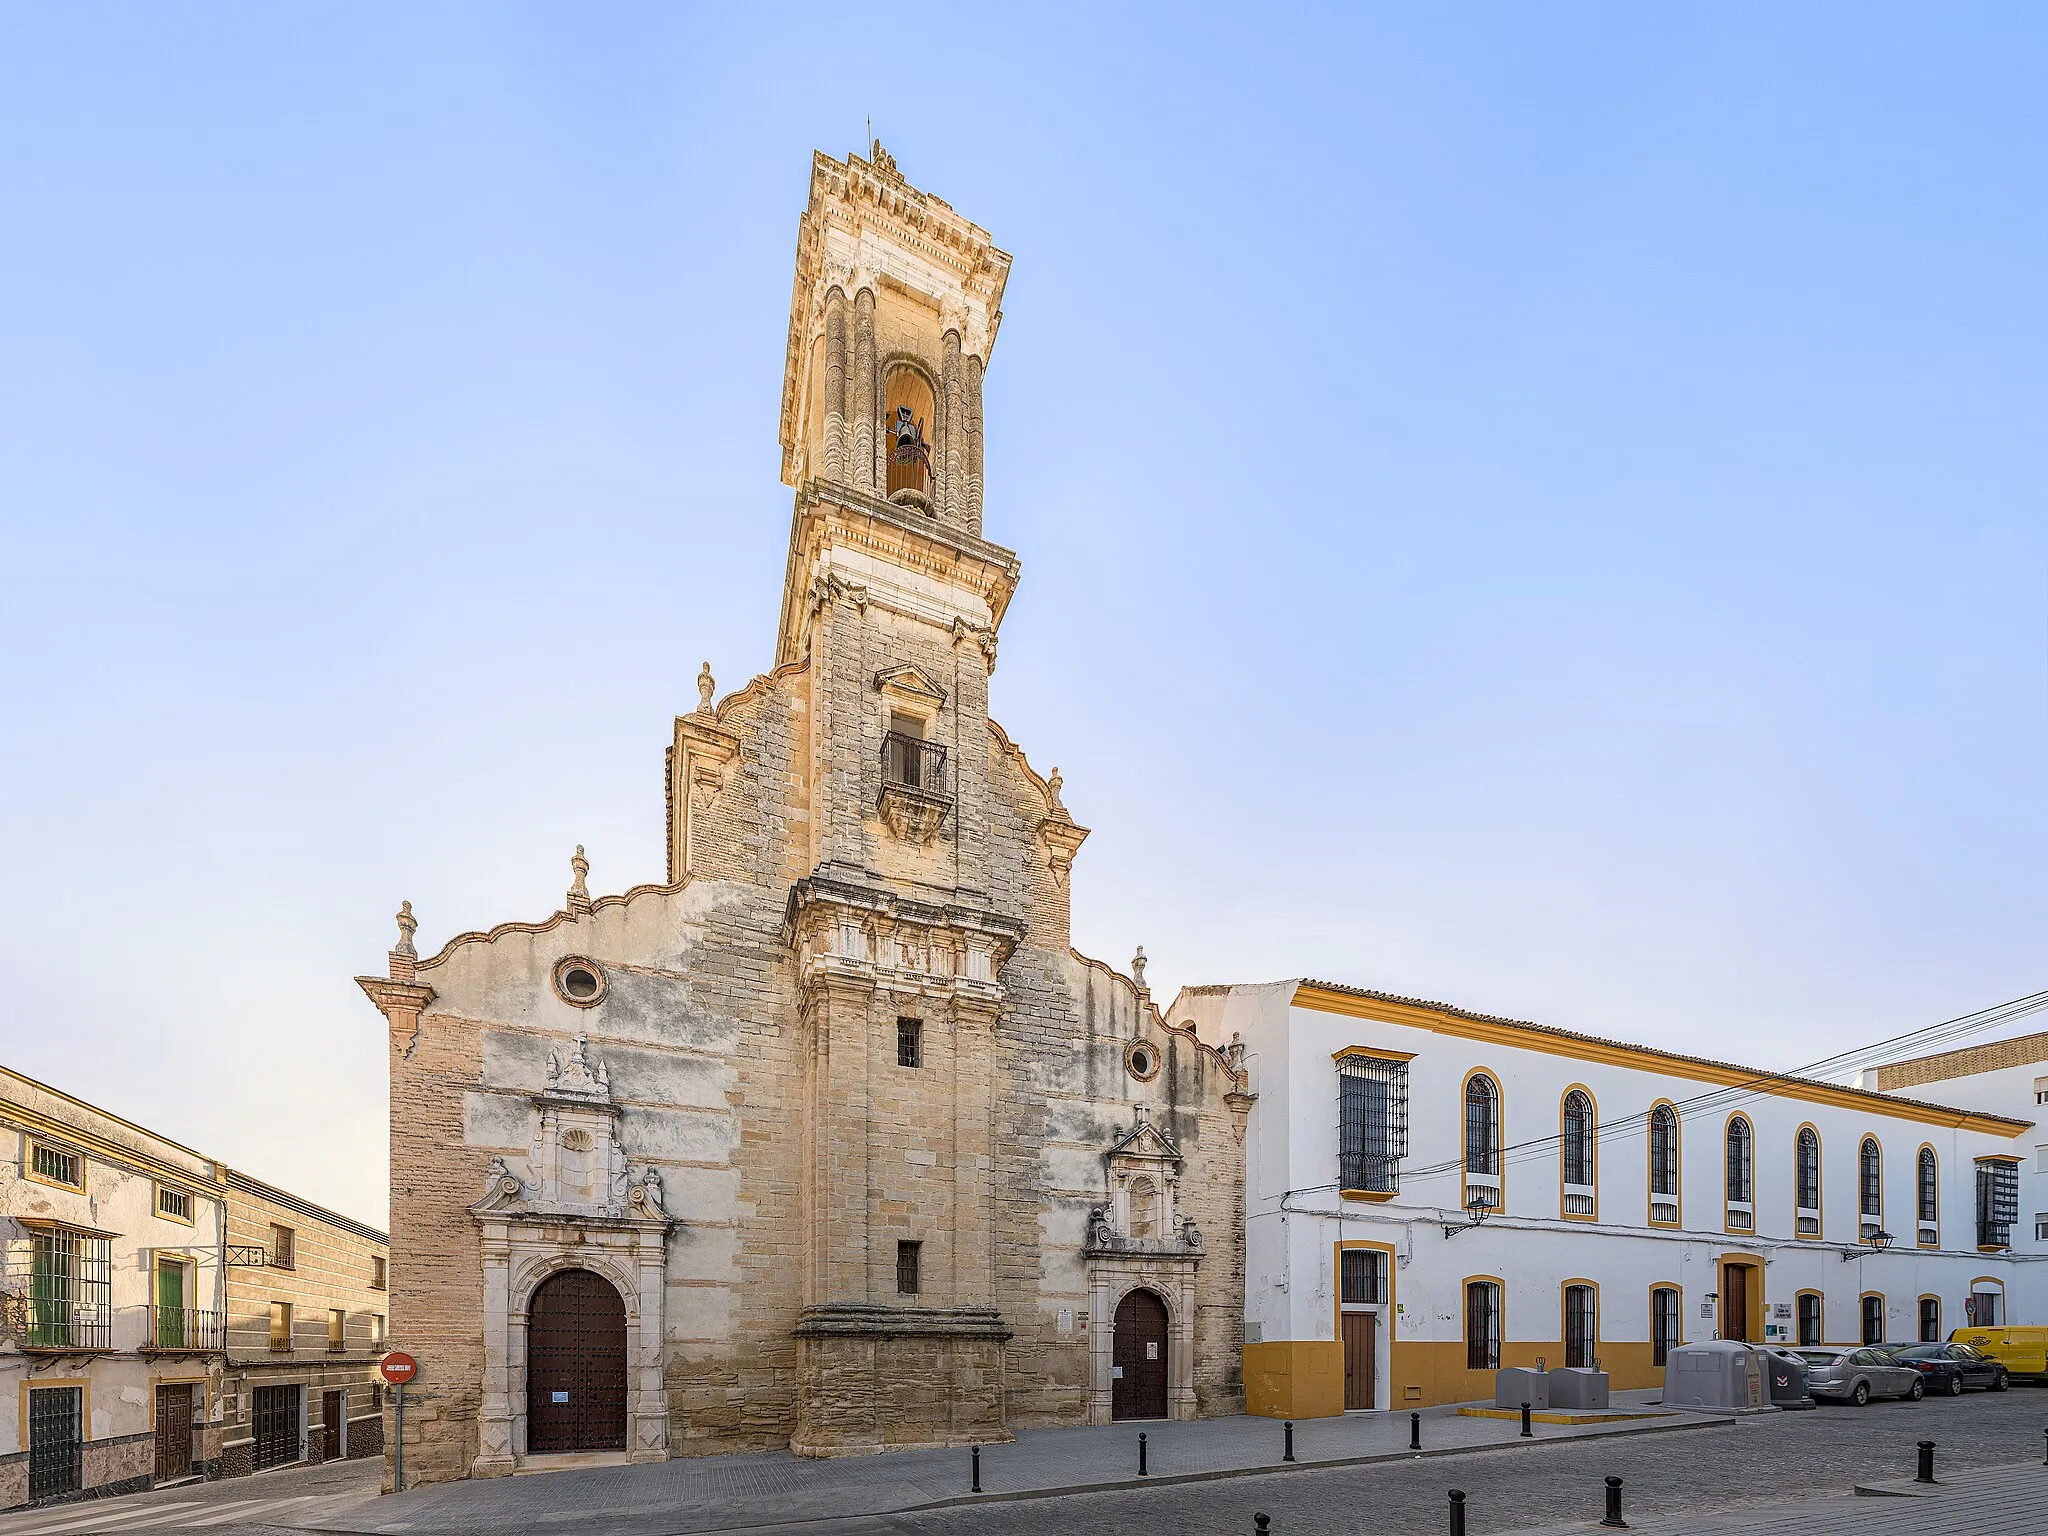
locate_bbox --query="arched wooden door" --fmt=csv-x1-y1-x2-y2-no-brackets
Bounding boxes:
1112,1288,1170,1420
526,1269,627,1453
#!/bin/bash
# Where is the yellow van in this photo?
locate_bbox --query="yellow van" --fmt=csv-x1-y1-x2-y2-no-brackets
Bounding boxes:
1950,1327,2048,1378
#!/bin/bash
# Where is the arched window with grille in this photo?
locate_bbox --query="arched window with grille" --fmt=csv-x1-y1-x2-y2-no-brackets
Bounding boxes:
1560,1090,1596,1217
1563,1283,1597,1368
1916,1147,1938,1246
1859,1137,1883,1241
1648,1104,1679,1225
1464,1280,1501,1371
1463,1073,1501,1213
1795,1127,1821,1236
1724,1116,1754,1229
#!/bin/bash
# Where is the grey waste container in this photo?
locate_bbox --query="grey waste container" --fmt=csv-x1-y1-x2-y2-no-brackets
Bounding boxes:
1547,1366,1610,1410
1662,1340,1772,1413
1494,1366,1550,1411
1750,1346,1812,1408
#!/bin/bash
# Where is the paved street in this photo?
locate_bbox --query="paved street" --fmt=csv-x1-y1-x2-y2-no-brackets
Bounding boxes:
0,1388,2040,1535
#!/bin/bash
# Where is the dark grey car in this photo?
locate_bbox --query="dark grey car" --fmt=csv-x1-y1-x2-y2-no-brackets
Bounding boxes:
1795,1347,1924,1405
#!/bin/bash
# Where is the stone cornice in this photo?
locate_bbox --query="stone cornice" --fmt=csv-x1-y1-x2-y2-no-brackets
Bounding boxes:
775,479,1022,668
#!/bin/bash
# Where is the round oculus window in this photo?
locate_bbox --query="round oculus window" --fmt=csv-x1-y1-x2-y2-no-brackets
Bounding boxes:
553,958,607,1007
1126,1041,1160,1082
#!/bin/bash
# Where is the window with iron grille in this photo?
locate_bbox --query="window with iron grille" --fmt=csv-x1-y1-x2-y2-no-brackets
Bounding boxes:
270,1224,295,1270
1561,1091,1595,1189
270,1300,293,1351
1339,1249,1384,1305
1337,1054,1408,1195
1917,1148,1938,1225
329,1308,347,1352
1651,1287,1680,1366
1797,1292,1822,1346
896,1017,922,1069
1649,1105,1678,1198
28,1141,82,1190
1463,1075,1500,1178
1918,1296,1940,1342
158,1185,193,1222
1795,1127,1821,1211
1977,1159,2019,1248
1861,1294,1884,1345
1464,1281,1500,1371
1725,1118,1753,1204
25,1227,112,1350
1859,1138,1882,1221
1564,1284,1597,1368
895,1241,921,1296
27,1386,82,1501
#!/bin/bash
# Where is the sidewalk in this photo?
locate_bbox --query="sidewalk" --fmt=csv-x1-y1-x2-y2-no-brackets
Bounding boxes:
1492,1458,2048,1536
312,1392,1723,1535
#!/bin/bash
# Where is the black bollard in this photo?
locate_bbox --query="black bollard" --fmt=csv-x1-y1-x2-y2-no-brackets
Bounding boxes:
1448,1488,1467,1536
1139,1431,1149,1477
1283,1420,1295,1462
1520,1401,1533,1438
1600,1475,1627,1529
1254,1516,1272,1534
1916,1440,1935,1485
970,1444,981,1494
1410,1410,1422,1450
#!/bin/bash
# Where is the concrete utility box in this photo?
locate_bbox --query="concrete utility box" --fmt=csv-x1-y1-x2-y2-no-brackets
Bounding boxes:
1494,1366,1551,1411
1663,1340,1772,1414
1547,1366,1611,1409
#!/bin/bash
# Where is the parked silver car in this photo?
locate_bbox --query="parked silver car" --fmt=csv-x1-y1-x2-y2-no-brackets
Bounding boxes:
1795,1347,1924,1405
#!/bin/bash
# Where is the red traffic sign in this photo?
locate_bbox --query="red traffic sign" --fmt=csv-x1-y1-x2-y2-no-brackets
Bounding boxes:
377,1351,419,1385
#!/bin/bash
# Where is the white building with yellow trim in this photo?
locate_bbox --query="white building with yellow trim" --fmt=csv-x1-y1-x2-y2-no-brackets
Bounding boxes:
1167,980,2036,1419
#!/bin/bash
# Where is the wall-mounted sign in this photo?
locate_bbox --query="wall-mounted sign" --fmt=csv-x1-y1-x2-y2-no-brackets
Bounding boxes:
551,1391,569,1403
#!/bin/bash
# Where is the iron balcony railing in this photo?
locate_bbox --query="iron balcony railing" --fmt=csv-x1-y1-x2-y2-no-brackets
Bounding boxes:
146,1305,226,1354
16,1296,113,1353
881,733,950,799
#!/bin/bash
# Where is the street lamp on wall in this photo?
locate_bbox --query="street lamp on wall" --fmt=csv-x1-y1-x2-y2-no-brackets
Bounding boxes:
1442,1192,1494,1240
1842,1230,1895,1260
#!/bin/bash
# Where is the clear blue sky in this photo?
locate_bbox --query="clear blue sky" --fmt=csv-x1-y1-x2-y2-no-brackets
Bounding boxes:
3,6,2042,1225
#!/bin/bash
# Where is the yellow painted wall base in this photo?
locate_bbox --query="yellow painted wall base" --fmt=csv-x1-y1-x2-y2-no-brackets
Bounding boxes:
1244,1340,1665,1417
1243,1341,1345,1418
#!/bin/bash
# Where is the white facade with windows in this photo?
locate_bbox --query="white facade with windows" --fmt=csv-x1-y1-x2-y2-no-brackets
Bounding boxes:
1168,980,2039,1419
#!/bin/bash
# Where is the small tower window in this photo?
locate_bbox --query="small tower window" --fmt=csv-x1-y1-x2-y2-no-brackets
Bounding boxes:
896,1240,921,1295
883,367,934,506
897,1017,923,1068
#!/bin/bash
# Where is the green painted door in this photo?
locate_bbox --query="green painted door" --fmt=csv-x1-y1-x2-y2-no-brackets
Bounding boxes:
157,1260,186,1348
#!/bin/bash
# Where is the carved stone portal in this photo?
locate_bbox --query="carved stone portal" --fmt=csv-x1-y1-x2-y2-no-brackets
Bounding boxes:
469,1035,672,1474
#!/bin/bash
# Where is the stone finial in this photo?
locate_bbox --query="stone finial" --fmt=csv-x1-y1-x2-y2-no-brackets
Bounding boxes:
1046,766,1067,817
1134,1102,1149,1125
389,900,418,980
1131,945,1148,991
697,662,716,715
568,845,592,914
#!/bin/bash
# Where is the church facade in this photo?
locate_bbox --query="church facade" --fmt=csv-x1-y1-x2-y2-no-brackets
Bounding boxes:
361,146,1249,1483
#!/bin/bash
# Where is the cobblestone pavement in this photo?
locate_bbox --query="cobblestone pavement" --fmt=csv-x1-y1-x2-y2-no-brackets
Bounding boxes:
3,1389,2041,1534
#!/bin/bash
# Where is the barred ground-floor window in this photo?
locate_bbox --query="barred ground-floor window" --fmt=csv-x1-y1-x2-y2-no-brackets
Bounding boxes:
1651,1287,1680,1366
1465,1281,1500,1371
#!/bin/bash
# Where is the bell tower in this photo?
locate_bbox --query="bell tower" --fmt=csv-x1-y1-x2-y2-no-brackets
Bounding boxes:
770,145,1026,1455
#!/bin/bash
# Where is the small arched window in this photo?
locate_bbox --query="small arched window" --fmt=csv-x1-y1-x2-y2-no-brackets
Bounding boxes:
1917,1147,1938,1225
1649,1105,1678,1198
1795,1127,1821,1211
1725,1117,1754,1204
1464,1075,1501,1179
1561,1091,1595,1188
1859,1137,1883,1222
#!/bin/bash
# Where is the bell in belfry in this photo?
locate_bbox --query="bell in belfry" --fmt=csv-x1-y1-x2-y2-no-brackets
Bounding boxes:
894,405,926,461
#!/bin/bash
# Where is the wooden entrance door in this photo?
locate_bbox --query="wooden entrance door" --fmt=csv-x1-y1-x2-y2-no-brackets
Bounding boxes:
153,1384,192,1484
251,1385,301,1470
1722,1263,1750,1342
1341,1312,1377,1410
526,1269,627,1453
322,1390,346,1461
1111,1289,1169,1420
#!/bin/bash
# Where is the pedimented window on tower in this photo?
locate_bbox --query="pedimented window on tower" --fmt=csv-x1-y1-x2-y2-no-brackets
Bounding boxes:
884,367,934,510
879,711,952,844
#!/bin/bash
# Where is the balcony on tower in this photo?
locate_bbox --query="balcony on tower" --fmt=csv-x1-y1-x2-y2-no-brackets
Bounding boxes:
879,727,951,843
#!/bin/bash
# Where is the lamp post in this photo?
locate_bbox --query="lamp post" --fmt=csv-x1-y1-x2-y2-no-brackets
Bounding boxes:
1443,1193,1494,1240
